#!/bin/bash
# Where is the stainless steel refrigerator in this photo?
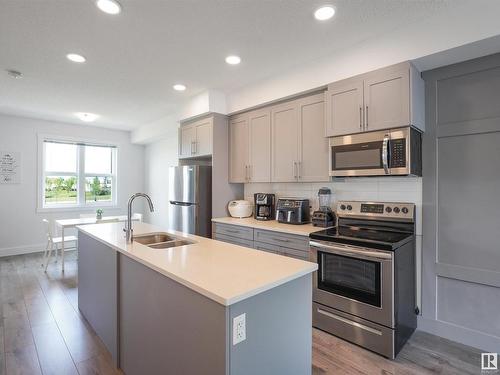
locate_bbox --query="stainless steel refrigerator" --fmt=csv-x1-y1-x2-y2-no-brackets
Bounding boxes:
168,165,212,237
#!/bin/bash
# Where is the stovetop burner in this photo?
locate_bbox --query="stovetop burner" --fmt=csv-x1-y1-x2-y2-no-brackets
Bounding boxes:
310,225,414,251
310,200,416,251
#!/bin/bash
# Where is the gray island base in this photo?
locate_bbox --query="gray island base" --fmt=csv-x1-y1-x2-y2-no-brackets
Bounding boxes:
78,229,313,375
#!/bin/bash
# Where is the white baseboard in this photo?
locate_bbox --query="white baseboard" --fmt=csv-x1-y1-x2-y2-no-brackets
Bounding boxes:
0,243,46,257
418,315,500,352
0,241,77,258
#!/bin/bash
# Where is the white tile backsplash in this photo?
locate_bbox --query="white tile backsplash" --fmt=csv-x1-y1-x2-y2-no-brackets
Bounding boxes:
244,177,423,235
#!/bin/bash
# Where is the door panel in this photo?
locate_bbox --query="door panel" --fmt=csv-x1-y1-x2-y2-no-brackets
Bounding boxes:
364,69,410,131
437,132,500,272
326,80,364,136
195,120,212,156
229,116,249,183
248,109,271,182
271,101,299,182
168,166,197,203
298,93,329,182
179,125,195,158
168,203,197,234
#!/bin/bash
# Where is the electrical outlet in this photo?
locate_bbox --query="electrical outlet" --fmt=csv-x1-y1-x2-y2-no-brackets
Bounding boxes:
232,313,246,345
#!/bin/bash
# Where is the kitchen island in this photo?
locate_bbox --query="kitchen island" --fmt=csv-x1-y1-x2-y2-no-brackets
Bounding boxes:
77,221,317,375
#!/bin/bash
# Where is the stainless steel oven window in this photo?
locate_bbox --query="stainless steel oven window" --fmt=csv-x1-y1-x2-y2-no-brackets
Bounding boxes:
317,251,382,307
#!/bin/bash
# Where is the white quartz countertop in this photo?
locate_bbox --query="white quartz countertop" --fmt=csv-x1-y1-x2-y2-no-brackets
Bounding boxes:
212,217,324,236
77,222,317,306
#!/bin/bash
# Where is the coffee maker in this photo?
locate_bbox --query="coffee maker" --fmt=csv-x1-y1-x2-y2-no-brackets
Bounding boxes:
254,193,275,221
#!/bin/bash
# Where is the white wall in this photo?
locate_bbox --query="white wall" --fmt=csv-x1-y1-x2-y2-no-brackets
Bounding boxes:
143,129,179,226
0,113,145,256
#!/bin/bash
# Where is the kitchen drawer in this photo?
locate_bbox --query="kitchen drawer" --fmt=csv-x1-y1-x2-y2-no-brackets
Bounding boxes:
254,241,281,255
213,223,254,241
213,233,254,248
281,246,309,260
254,229,309,251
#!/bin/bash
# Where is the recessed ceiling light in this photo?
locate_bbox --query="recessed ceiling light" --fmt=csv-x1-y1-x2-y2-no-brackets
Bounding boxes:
6,69,23,79
66,53,86,63
75,112,99,122
96,0,122,15
314,6,335,21
173,84,186,91
225,55,241,65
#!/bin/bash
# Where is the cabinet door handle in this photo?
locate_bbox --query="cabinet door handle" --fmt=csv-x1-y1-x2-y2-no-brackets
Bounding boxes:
293,161,297,179
359,106,363,131
194,141,197,154
248,165,251,182
245,165,248,182
297,161,301,180
190,141,194,155
365,105,369,130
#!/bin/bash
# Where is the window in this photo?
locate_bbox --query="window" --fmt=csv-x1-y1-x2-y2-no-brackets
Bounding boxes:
40,138,117,210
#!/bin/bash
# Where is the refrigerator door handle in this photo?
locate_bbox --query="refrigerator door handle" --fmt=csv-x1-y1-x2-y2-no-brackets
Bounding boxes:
169,201,194,206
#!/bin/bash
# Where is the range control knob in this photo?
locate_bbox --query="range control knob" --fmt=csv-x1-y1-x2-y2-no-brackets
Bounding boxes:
385,206,392,213
340,204,346,210
393,207,401,214
402,207,409,214
347,205,352,211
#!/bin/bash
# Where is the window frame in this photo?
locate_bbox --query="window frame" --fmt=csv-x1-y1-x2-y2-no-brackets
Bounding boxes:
37,134,118,212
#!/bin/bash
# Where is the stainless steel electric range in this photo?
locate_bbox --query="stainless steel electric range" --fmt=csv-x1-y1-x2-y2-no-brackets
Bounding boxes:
309,200,417,359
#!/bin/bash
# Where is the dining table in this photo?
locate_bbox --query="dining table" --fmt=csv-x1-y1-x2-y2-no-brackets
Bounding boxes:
55,214,140,271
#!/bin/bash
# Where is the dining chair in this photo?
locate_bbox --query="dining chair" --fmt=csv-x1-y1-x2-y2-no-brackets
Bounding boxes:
42,219,78,272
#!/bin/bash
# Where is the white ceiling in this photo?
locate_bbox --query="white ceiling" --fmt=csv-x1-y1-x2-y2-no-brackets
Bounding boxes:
0,0,478,130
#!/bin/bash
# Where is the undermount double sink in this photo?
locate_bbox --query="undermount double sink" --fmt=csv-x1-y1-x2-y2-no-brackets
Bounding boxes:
133,232,195,249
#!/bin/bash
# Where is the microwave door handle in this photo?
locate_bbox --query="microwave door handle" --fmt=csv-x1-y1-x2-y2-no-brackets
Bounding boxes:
382,134,390,175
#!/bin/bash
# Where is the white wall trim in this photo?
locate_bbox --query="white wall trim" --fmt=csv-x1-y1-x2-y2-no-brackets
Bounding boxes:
418,316,500,353
0,241,78,258
0,243,46,257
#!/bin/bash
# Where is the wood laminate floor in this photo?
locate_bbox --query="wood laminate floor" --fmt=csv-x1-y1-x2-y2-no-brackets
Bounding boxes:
0,252,485,375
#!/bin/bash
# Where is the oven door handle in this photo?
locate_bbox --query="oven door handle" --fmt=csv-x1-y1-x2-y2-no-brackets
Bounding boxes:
310,241,392,260
382,134,390,175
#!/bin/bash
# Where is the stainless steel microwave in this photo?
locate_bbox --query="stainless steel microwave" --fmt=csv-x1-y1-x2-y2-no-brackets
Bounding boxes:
329,127,422,177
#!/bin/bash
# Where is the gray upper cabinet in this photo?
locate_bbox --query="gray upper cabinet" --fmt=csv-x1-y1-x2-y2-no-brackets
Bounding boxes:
271,93,329,182
179,117,213,158
229,109,271,183
179,125,196,158
229,115,249,183
271,101,300,182
248,109,271,182
325,79,364,137
297,93,329,182
325,62,424,137
230,91,329,183
363,68,410,131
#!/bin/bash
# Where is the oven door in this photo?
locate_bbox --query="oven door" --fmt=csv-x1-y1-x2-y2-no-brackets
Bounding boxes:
329,128,410,177
310,240,394,328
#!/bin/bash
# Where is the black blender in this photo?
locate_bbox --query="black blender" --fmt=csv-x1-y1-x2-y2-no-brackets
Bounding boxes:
312,187,336,227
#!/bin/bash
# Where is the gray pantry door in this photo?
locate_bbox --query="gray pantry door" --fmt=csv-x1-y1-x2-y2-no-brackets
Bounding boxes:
421,52,500,352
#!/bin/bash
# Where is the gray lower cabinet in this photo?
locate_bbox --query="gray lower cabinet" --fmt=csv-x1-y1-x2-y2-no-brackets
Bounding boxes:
213,223,310,260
